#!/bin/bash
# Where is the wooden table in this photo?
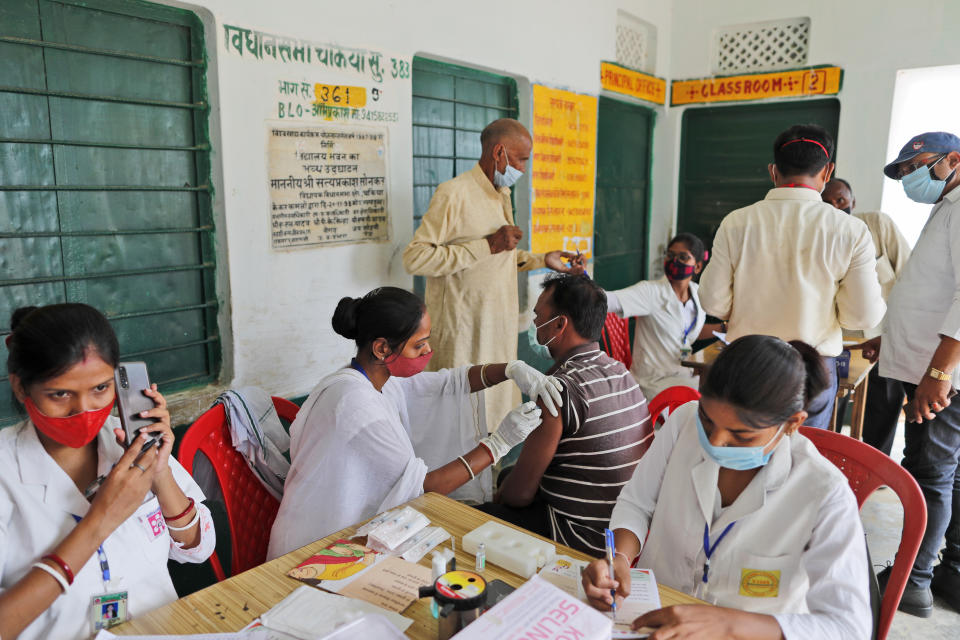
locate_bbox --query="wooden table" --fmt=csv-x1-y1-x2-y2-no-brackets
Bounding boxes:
112,493,703,637
681,341,876,440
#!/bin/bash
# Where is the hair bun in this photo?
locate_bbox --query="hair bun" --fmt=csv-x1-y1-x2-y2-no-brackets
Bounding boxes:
331,297,361,339
10,306,38,333
787,339,830,405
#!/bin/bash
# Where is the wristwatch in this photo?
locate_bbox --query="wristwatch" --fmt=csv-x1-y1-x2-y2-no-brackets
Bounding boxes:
927,366,952,382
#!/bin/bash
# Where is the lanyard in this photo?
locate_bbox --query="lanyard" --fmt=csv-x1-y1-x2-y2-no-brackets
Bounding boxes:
681,302,698,345
72,514,111,587
701,521,735,584
350,358,370,381
780,182,820,191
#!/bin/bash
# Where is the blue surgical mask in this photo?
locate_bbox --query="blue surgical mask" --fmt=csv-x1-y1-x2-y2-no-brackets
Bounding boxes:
493,148,524,188
902,155,954,204
527,315,559,359
696,412,785,471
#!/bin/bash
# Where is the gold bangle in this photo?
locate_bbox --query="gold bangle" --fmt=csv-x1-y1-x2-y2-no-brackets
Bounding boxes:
480,364,491,388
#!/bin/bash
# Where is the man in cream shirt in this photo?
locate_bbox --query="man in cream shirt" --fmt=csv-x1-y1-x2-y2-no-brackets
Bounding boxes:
700,124,885,429
403,119,582,436
822,178,911,455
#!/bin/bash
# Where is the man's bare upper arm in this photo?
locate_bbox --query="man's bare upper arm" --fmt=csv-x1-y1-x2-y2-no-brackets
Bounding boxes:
497,397,564,507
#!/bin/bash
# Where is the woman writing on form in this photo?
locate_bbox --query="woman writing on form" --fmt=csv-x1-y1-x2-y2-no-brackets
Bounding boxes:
582,335,871,639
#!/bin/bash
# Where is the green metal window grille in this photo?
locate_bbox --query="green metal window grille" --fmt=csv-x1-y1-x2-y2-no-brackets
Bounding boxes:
411,57,518,229
0,0,218,427
410,57,518,295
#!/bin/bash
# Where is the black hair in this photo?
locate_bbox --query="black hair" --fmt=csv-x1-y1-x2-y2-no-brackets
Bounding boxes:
700,334,830,428
540,273,607,341
828,177,853,197
331,287,426,353
668,232,707,263
773,124,835,177
7,303,120,392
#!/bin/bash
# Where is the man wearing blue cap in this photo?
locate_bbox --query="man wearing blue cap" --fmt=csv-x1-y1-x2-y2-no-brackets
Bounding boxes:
866,132,960,616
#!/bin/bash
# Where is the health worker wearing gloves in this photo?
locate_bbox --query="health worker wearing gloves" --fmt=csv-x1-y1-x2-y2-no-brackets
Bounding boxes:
268,286,562,559
605,232,721,400
0,304,215,640
582,335,871,640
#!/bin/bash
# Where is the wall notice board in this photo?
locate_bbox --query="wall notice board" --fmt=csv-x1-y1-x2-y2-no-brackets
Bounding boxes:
530,85,598,258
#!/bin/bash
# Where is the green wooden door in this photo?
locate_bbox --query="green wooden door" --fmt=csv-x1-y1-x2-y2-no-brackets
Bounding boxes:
0,0,216,427
593,96,654,290
677,98,840,251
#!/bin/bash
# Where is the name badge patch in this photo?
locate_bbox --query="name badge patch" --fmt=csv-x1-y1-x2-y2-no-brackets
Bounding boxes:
144,505,166,539
739,568,780,597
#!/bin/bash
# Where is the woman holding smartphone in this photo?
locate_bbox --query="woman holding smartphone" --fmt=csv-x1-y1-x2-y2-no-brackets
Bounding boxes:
0,303,215,640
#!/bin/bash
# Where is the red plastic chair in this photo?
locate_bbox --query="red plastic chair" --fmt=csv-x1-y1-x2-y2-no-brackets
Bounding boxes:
799,427,926,640
178,396,300,581
648,385,701,428
600,312,632,368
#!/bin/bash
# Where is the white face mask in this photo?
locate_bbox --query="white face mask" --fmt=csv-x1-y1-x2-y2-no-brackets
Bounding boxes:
493,147,523,188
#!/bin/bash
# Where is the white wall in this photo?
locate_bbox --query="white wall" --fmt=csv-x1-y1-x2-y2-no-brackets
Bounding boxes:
881,64,960,246
666,0,960,228
157,0,673,408
156,0,960,415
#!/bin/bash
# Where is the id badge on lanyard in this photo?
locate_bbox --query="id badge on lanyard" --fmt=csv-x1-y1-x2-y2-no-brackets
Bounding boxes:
72,514,129,631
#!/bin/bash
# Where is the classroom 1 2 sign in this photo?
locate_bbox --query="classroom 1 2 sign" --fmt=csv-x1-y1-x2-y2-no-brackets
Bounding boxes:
671,66,842,106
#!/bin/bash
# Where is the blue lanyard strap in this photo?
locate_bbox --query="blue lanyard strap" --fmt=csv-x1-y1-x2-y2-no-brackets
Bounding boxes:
701,521,735,584
350,358,370,381
681,302,698,344
72,514,111,585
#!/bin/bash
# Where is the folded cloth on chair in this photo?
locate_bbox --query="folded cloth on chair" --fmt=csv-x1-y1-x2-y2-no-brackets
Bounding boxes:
216,387,291,500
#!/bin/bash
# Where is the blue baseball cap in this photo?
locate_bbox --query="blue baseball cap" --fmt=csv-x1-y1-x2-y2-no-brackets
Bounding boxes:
883,131,960,178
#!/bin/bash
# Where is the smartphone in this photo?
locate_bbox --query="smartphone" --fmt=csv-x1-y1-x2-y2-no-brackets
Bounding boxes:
114,361,159,445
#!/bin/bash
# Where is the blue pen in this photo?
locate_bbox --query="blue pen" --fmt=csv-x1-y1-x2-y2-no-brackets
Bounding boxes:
604,528,617,614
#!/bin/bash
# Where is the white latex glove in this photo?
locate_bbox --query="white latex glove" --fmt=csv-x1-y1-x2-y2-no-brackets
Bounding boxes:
505,360,563,417
479,401,542,463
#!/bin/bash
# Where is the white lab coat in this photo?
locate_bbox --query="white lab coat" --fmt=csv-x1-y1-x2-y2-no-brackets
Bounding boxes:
608,277,706,400
610,403,871,640
0,418,214,640
268,365,485,560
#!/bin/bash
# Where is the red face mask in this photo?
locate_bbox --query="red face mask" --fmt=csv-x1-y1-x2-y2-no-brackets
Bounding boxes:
25,396,114,448
664,259,696,281
385,351,433,378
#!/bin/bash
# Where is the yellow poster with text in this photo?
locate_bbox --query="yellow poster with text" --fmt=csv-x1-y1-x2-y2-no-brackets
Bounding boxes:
531,85,597,258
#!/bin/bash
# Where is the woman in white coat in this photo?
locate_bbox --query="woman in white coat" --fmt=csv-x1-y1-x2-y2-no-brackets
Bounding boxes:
582,335,872,639
605,233,721,400
0,304,215,640
268,286,562,559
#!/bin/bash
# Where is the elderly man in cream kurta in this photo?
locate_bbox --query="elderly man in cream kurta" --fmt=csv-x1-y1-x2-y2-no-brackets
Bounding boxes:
403,119,581,434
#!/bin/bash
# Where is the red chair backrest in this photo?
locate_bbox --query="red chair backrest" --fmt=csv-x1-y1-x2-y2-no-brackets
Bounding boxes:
600,312,632,369
648,386,701,427
178,396,300,581
798,426,926,640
